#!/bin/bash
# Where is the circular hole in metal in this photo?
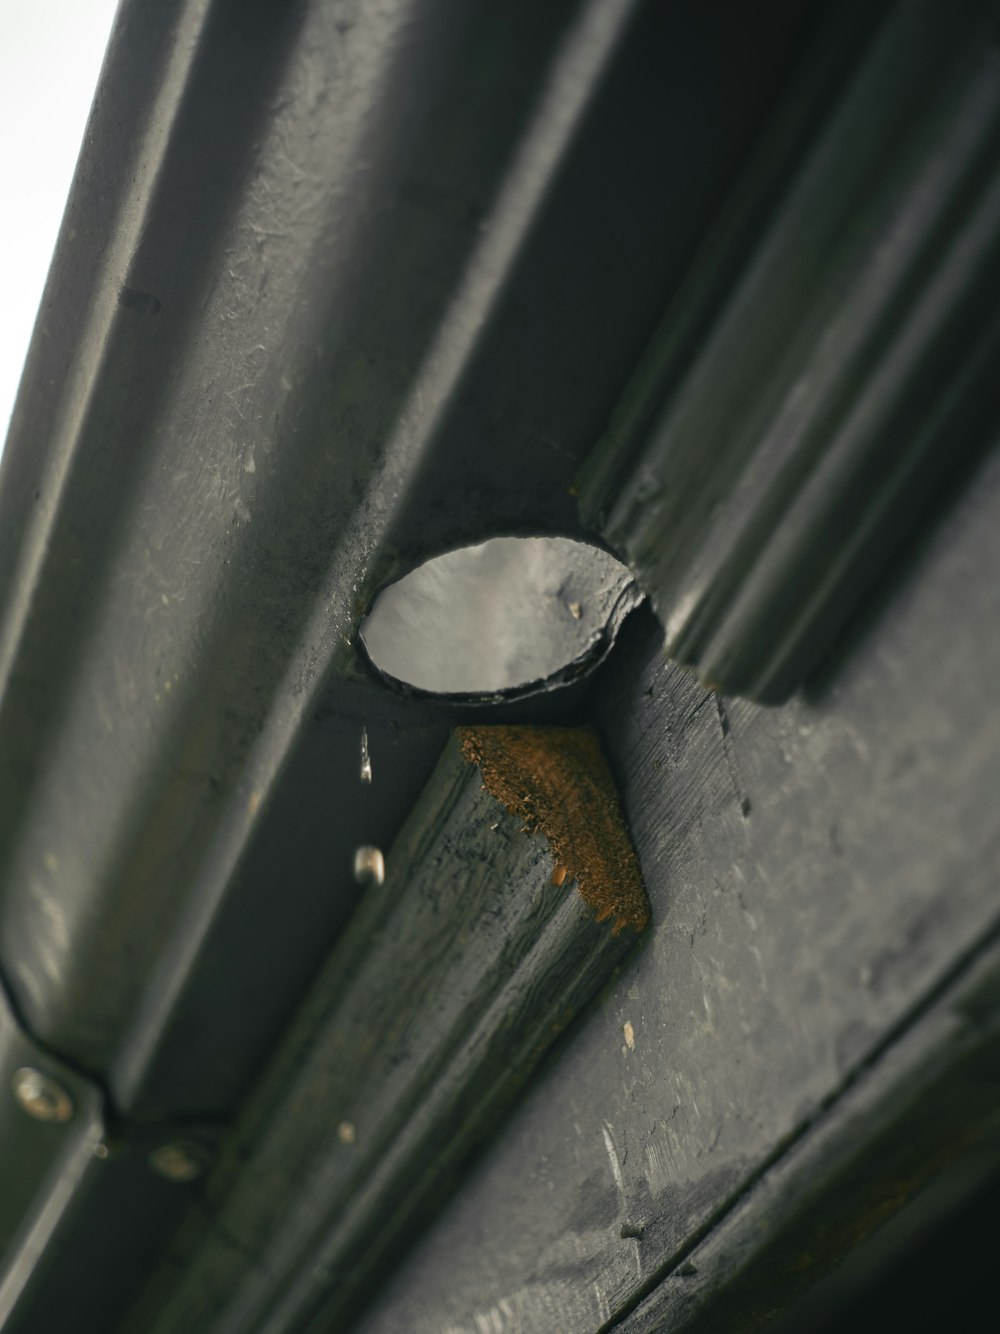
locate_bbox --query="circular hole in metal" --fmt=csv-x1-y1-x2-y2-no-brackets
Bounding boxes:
359,536,638,699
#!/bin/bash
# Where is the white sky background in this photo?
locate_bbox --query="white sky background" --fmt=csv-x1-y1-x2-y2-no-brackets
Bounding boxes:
0,1,120,458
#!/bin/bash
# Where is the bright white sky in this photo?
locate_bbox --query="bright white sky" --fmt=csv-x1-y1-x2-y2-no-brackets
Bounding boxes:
0,1,120,457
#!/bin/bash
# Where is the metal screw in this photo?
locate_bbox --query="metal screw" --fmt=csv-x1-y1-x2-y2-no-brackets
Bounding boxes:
353,845,385,887
11,1067,74,1124
148,1139,214,1183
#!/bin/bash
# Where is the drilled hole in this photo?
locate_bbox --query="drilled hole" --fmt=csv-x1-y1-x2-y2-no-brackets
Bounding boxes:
359,536,638,698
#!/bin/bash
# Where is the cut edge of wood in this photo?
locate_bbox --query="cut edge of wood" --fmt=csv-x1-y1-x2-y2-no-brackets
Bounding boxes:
457,724,649,936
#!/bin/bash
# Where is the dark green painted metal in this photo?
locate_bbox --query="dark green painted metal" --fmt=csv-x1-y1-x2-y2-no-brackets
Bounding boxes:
579,0,1000,702
0,985,103,1322
0,0,828,1320
0,981,228,1334
0,0,821,1123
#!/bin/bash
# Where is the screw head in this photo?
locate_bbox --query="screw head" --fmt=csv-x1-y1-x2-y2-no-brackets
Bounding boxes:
353,845,385,887
148,1139,213,1183
11,1067,74,1124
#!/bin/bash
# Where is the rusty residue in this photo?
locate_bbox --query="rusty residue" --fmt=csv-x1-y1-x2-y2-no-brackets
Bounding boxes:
457,725,649,934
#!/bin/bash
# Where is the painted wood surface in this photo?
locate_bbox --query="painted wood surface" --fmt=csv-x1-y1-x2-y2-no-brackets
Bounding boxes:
126,728,647,1334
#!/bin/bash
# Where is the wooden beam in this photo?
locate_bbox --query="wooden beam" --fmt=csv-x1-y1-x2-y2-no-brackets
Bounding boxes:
129,727,648,1333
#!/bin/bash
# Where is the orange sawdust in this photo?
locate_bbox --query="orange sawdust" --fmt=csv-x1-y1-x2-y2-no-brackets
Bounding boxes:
457,725,649,935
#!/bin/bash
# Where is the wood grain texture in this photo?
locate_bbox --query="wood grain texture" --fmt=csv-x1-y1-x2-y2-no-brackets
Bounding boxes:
355,442,1000,1332
615,930,1000,1332
124,728,647,1334
579,0,1000,702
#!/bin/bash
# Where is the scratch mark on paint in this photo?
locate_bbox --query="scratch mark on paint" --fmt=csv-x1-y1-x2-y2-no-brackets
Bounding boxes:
603,1120,643,1279
714,695,752,818
602,1122,625,1198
